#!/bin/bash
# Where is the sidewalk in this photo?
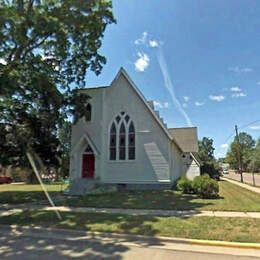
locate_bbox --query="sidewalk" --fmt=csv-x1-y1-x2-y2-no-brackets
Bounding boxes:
222,177,260,194
2,204,260,219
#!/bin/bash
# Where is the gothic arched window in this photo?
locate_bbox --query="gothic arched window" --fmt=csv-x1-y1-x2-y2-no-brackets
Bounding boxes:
109,122,117,160
128,122,135,160
119,123,126,160
109,112,135,161
85,103,91,121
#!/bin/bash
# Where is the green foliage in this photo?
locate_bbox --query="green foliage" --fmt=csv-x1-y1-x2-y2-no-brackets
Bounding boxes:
248,138,260,172
198,137,220,178
192,174,219,199
198,137,215,162
226,132,255,171
176,176,194,194
0,0,115,176
58,120,72,178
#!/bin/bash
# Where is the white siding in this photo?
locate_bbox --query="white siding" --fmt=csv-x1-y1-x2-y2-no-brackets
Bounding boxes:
101,73,171,183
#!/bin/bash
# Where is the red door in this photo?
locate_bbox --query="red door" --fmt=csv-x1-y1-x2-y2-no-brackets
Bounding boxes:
82,154,95,178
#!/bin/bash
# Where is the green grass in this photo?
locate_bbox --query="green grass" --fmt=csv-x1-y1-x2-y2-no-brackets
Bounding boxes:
0,183,67,204
1,181,260,212
60,181,260,212
0,210,260,243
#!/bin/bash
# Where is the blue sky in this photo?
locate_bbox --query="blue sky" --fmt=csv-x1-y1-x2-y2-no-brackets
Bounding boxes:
86,0,260,158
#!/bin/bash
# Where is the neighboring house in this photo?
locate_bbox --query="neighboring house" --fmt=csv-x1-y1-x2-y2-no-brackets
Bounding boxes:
69,68,200,194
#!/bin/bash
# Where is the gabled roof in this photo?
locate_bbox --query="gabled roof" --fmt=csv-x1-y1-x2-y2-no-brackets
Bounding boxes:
111,68,183,151
77,67,201,153
168,127,199,153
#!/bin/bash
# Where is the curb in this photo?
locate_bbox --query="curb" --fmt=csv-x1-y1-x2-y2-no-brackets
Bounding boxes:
1,224,260,250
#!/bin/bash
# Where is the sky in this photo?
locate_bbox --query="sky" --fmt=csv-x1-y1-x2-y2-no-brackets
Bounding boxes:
85,0,260,158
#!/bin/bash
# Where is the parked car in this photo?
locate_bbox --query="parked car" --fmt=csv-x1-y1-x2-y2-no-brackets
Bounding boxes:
0,176,13,184
223,169,229,174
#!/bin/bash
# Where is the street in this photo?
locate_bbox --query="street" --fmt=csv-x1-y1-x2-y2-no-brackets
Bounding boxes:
227,171,260,187
0,226,259,259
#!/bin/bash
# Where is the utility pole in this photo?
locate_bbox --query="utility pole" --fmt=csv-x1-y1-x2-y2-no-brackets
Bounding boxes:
235,125,243,183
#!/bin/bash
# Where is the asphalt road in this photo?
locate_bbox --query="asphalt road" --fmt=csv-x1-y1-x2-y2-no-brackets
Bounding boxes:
227,171,260,187
0,226,260,259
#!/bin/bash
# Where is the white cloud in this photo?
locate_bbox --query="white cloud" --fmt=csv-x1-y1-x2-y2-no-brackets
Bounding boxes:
195,101,204,106
228,66,253,73
149,40,159,48
183,96,190,102
249,125,260,130
134,32,148,45
182,103,188,108
134,52,150,72
230,86,242,92
154,100,169,109
0,58,7,65
220,143,228,149
232,92,246,98
209,95,225,102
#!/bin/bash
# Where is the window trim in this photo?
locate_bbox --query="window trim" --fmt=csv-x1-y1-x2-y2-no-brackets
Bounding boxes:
108,112,136,162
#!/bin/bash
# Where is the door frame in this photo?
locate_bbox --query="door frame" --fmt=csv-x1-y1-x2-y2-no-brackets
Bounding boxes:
81,144,95,178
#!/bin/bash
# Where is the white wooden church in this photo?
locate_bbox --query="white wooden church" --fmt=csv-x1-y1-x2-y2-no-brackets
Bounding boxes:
69,68,200,194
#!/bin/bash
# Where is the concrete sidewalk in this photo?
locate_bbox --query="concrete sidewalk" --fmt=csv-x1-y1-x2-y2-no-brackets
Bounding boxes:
2,204,260,219
222,177,260,194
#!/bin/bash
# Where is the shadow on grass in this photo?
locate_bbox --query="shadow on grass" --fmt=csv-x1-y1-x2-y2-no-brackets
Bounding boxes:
0,183,226,211
0,190,61,205
61,190,220,211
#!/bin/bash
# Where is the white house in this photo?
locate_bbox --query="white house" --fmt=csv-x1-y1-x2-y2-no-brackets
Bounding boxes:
69,68,200,194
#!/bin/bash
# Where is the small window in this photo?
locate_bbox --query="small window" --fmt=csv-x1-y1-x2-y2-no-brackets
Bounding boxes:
128,122,135,160
125,115,130,123
85,103,91,121
84,145,93,154
119,123,126,160
116,115,121,123
109,122,117,160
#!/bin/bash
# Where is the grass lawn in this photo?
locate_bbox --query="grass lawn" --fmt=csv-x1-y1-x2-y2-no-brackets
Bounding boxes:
60,181,260,212
1,181,260,212
0,210,260,243
0,183,67,204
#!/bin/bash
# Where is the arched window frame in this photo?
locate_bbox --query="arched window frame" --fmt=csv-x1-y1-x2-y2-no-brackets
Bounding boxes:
128,121,135,160
108,112,136,161
85,103,92,122
109,122,117,160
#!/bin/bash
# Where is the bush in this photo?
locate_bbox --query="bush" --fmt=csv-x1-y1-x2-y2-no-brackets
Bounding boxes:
192,174,219,199
176,176,194,194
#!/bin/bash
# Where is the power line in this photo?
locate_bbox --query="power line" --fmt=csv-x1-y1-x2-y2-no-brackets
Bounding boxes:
223,119,260,144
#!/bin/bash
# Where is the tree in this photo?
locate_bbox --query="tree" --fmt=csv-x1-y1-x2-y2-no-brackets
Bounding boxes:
198,137,219,178
0,0,115,179
248,138,260,172
198,137,215,162
58,120,72,179
226,132,255,171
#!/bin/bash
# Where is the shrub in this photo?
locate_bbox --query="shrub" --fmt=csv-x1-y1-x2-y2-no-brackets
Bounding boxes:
192,174,219,199
176,176,194,194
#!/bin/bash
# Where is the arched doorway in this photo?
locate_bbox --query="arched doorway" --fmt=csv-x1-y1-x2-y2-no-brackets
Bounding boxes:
82,145,95,178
